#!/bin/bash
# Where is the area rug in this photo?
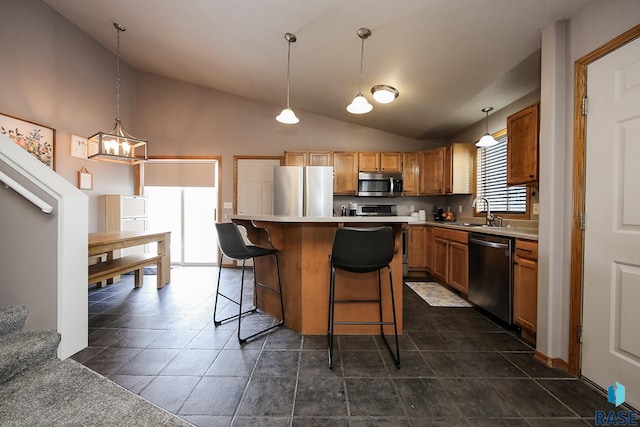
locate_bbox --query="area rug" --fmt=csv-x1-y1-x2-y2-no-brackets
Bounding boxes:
406,281,473,307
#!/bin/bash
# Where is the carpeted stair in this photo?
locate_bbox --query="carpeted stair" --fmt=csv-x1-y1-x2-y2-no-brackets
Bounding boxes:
0,306,60,385
0,305,193,426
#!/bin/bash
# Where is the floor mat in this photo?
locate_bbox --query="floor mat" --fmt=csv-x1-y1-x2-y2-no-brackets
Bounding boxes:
406,281,473,307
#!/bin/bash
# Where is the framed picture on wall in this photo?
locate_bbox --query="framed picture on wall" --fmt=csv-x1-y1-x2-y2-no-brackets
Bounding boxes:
0,112,55,170
70,134,88,159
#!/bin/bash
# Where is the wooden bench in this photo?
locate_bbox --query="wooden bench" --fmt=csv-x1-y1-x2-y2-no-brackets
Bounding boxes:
88,254,163,288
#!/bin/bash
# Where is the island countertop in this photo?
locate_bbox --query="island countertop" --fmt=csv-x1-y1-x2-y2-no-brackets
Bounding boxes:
229,215,407,335
230,214,416,223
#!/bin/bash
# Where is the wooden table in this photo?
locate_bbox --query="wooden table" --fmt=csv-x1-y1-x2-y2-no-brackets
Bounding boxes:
88,231,171,288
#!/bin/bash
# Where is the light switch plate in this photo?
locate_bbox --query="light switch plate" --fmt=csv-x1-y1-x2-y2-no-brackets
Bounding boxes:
533,203,539,215
223,202,233,209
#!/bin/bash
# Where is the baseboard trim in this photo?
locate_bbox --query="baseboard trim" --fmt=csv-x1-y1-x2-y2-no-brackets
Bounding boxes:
534,350,570,371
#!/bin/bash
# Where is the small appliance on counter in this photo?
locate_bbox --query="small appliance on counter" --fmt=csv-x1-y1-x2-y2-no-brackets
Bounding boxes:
433,205,444,221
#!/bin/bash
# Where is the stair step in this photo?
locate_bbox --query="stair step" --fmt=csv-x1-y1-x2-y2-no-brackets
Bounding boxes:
0,306,28,338
0,330,61,384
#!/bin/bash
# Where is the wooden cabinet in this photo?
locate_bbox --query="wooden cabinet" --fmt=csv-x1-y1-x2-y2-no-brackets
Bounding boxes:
514,239,538,343
402,152,420,195
284,151,333,166
408,225,427,271
507,103,539,185
105,194,147,256
420,144,474,195
358,151,402,172
419,147,445,195
444,143,475,194
333,151,358,195
432,227,469,294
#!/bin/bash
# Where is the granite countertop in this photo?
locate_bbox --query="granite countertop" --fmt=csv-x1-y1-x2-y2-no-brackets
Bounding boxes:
230,214,416,224
409,219,538,241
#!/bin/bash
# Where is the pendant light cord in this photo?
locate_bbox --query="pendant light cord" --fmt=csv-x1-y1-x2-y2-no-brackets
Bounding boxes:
357,35,365,96
286,39,291,109
114,23,125,122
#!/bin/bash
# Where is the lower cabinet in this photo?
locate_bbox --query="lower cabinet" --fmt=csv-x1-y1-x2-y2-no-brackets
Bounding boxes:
513,238,538,344
432,227,468,294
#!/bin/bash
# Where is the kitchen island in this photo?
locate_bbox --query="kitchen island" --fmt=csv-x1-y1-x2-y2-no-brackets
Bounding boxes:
230,215,414,335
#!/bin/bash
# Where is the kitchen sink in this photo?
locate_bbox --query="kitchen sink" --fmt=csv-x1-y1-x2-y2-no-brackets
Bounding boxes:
449,222,507,229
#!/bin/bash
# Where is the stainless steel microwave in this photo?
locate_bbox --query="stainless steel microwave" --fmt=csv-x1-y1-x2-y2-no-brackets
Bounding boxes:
357,172,403,197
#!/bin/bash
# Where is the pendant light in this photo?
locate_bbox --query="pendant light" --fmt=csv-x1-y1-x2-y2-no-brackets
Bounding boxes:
88,23,148,164
276,33,299,124
346,28,373,114
476,107,498,148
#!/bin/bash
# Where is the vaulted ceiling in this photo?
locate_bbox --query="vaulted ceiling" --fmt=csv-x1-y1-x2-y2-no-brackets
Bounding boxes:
44,0,591,139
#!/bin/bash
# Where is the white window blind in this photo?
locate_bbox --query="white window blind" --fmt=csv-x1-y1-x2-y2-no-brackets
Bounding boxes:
476,134,527,213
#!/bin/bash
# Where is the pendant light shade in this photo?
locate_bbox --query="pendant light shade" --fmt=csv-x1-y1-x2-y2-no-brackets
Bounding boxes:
88,23,148,164
347,28,373,114
476,107,498,148
276,33,299,124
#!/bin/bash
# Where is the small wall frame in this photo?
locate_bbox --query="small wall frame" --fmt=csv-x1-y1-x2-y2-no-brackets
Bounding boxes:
78,166,93,190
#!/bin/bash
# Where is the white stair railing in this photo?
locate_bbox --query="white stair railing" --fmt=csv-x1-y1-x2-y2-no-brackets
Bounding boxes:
0,170,53,213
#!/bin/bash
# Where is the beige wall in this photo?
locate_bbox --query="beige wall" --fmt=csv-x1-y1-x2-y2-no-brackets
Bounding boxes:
134,72,435,212
0,0,137,232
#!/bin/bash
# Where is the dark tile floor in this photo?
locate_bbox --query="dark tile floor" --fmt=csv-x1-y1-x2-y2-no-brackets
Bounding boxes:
73,266,621,426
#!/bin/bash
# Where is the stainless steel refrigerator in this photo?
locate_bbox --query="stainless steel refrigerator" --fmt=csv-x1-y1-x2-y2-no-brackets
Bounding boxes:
273,166,333,217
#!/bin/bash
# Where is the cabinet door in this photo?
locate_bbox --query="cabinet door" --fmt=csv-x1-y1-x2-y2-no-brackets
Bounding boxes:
408,225,426,269
420,148,445,195
444,145,453,194
433,237,449,281
448,241,468,293
358,152,380,172
507,103,539,185
308,151,333,166
284,151,307,166
402,152,419,195
380,152,402,172
333,152,358,195
425,225,434,271
514,256,538,332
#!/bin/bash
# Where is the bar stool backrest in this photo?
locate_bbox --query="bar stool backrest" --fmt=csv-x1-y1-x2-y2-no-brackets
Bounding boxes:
215,222,251,260
330,226,394,274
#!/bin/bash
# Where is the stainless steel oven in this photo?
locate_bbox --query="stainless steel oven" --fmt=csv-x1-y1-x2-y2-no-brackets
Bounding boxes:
357,172,403,197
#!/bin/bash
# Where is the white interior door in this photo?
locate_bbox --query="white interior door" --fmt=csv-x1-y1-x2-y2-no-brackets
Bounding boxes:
582,36,640,409
236,159,280,215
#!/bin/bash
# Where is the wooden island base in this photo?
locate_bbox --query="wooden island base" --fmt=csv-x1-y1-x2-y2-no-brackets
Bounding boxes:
232,217,407,335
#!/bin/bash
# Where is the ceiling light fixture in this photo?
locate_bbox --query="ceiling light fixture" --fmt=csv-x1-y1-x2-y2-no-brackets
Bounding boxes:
88,23,148,164
371,85,399,104
346,28,373,114
276,32,299,124
476,107,499,148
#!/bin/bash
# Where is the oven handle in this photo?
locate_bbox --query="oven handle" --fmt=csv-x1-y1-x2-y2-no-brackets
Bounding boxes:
469,237,510,249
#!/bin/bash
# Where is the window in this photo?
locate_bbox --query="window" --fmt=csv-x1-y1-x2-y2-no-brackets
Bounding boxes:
475,131,527,215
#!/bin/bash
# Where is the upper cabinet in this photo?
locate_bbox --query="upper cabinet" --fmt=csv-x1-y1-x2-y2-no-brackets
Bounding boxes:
419,147,445,195
420,143,474,195
444,143,475,194
402,152,420,196
507,103,539,185
284,151,333,166
333,151,358,195
358,152,402,172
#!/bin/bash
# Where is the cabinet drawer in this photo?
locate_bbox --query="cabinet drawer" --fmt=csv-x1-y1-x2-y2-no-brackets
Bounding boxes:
515,239,538,259
433,227,468,244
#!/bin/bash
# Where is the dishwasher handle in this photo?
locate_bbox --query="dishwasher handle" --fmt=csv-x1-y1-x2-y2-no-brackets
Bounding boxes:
469,236,510,249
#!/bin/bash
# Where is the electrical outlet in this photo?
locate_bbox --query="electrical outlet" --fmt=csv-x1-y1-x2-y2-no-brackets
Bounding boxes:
533,203,540,215
458,205,463,214
410,205,415,212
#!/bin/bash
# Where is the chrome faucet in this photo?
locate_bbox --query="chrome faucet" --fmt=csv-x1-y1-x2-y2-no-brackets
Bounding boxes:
472,197,495,226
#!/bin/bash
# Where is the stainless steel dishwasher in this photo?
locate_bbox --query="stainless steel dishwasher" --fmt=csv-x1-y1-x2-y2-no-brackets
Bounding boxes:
468,233,514,324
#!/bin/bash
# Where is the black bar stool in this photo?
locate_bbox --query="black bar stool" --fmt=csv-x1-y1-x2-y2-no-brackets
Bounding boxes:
327,226,400,368
214,222,284,343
